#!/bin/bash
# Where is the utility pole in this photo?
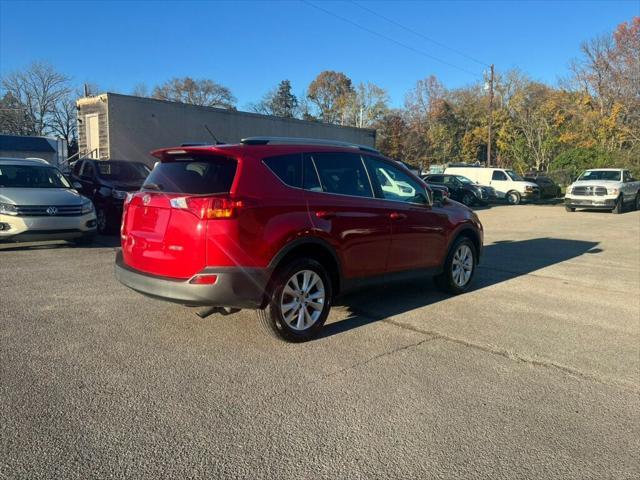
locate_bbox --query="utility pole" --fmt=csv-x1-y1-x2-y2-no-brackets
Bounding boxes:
487,64,494,167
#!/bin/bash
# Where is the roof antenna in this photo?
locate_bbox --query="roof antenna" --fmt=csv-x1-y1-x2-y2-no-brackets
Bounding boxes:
204,125,224,145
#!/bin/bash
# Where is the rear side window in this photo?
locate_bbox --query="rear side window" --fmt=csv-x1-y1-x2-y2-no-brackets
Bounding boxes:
492,170,508,181
143,156,237,194
263,154,302,188
428,175,444,183
309,152,373,198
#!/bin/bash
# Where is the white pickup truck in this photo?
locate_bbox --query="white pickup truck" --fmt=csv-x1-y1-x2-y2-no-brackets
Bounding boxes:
565,168,640,213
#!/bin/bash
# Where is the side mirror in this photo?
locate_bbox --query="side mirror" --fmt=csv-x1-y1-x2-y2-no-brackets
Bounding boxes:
431,189,446,204
72,181,82,189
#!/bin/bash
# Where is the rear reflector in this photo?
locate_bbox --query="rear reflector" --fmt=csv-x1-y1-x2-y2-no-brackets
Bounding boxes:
189,274,218,285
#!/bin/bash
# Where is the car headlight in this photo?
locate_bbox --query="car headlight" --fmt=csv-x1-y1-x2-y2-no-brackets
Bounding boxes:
112,189,128,200
525,185,535,191
81,200,94,214
607,187,619,195
0,203,18,216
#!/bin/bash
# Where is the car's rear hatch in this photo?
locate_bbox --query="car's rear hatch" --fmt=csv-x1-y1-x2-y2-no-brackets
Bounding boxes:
121,150,238,279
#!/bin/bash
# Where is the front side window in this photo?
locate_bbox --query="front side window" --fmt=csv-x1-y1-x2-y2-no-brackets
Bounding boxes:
427,175,444,183
308,152,373,198
97,161,150,181
365,157,428,205
455,175,475,185
492,170,508,181
80,161,95,179
263,154,302,188
443,176,461,187
72,160,83,176
0,165,71,189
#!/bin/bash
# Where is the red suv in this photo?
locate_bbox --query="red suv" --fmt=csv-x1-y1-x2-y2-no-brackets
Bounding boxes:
115,138,483,341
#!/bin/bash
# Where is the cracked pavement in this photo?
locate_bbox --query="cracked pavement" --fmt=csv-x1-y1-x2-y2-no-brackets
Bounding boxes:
1,204,639,479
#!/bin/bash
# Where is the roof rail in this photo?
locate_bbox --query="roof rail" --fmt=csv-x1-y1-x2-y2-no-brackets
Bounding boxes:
240,136,379,154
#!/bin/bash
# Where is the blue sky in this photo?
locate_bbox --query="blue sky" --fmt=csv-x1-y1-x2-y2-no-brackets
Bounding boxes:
0,0,637,109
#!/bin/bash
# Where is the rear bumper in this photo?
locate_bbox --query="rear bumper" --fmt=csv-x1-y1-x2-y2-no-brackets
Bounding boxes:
565,198,616,209
114,250,269,308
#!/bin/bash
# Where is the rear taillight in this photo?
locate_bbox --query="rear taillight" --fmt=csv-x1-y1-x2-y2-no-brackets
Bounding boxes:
207,197,243,219
170,195,243,219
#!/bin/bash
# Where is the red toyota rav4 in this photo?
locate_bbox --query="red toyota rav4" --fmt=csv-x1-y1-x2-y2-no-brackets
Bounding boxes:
115,138,483,341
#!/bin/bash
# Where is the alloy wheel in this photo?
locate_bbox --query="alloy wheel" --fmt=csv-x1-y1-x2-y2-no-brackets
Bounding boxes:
280,270,325,331
451,245,473,287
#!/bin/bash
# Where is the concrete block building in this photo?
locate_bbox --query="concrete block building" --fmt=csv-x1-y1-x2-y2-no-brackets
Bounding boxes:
76,93,376,166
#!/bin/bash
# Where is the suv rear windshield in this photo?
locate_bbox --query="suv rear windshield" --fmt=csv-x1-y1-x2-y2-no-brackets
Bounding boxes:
0,165,71,189
143,156,237,194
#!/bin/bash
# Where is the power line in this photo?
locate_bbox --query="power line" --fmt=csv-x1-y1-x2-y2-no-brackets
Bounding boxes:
301,0,482,78
351,1,489,68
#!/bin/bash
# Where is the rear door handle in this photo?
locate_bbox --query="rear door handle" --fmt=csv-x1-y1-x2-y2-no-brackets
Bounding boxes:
390,212,407,220
316,211,336,219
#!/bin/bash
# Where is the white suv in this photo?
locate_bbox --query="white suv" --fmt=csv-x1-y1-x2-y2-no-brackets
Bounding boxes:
0,158,97,244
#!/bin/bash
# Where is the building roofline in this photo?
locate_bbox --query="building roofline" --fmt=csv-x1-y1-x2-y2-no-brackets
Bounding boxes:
76,92,376,137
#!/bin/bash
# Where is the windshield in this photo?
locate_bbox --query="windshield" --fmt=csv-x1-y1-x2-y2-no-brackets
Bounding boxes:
0,165,71,188
455,175,475,185
96,161,150,181
577,170,621,181
506,170,523,181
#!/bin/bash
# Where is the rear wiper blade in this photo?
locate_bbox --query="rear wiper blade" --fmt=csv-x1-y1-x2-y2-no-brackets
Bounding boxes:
142,182,163,191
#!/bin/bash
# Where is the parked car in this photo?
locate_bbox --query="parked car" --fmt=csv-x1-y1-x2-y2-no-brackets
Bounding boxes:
70,159,150,234
445,167,540,205
565,168,640,213
115,137,484,342
523,173,561,198
0,158,96,244
422,174,495,206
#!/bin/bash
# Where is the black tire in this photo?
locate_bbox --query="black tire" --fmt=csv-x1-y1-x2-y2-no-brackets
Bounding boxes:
612,195,623,214
506,191,521,205
96,207,112,234
258,258,332,342
461,192,475,206
435,237,477,295
71,234,95,246
565,205,575,212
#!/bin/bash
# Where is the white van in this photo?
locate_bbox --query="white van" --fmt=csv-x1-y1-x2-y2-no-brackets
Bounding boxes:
444,167,540,204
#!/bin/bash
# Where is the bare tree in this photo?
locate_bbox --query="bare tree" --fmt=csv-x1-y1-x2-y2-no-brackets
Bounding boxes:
1,62,71,136
152,77,236,109
131,83,149,98
49,94,77,147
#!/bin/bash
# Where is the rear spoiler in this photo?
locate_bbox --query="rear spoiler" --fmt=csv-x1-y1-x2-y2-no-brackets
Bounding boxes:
150,146,228,162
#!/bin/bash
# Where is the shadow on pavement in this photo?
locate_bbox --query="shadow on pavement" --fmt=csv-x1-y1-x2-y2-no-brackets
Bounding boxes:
0,234,120,252
321,237,599,339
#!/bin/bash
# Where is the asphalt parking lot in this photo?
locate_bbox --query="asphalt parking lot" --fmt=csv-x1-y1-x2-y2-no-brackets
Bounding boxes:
1,204,639,479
